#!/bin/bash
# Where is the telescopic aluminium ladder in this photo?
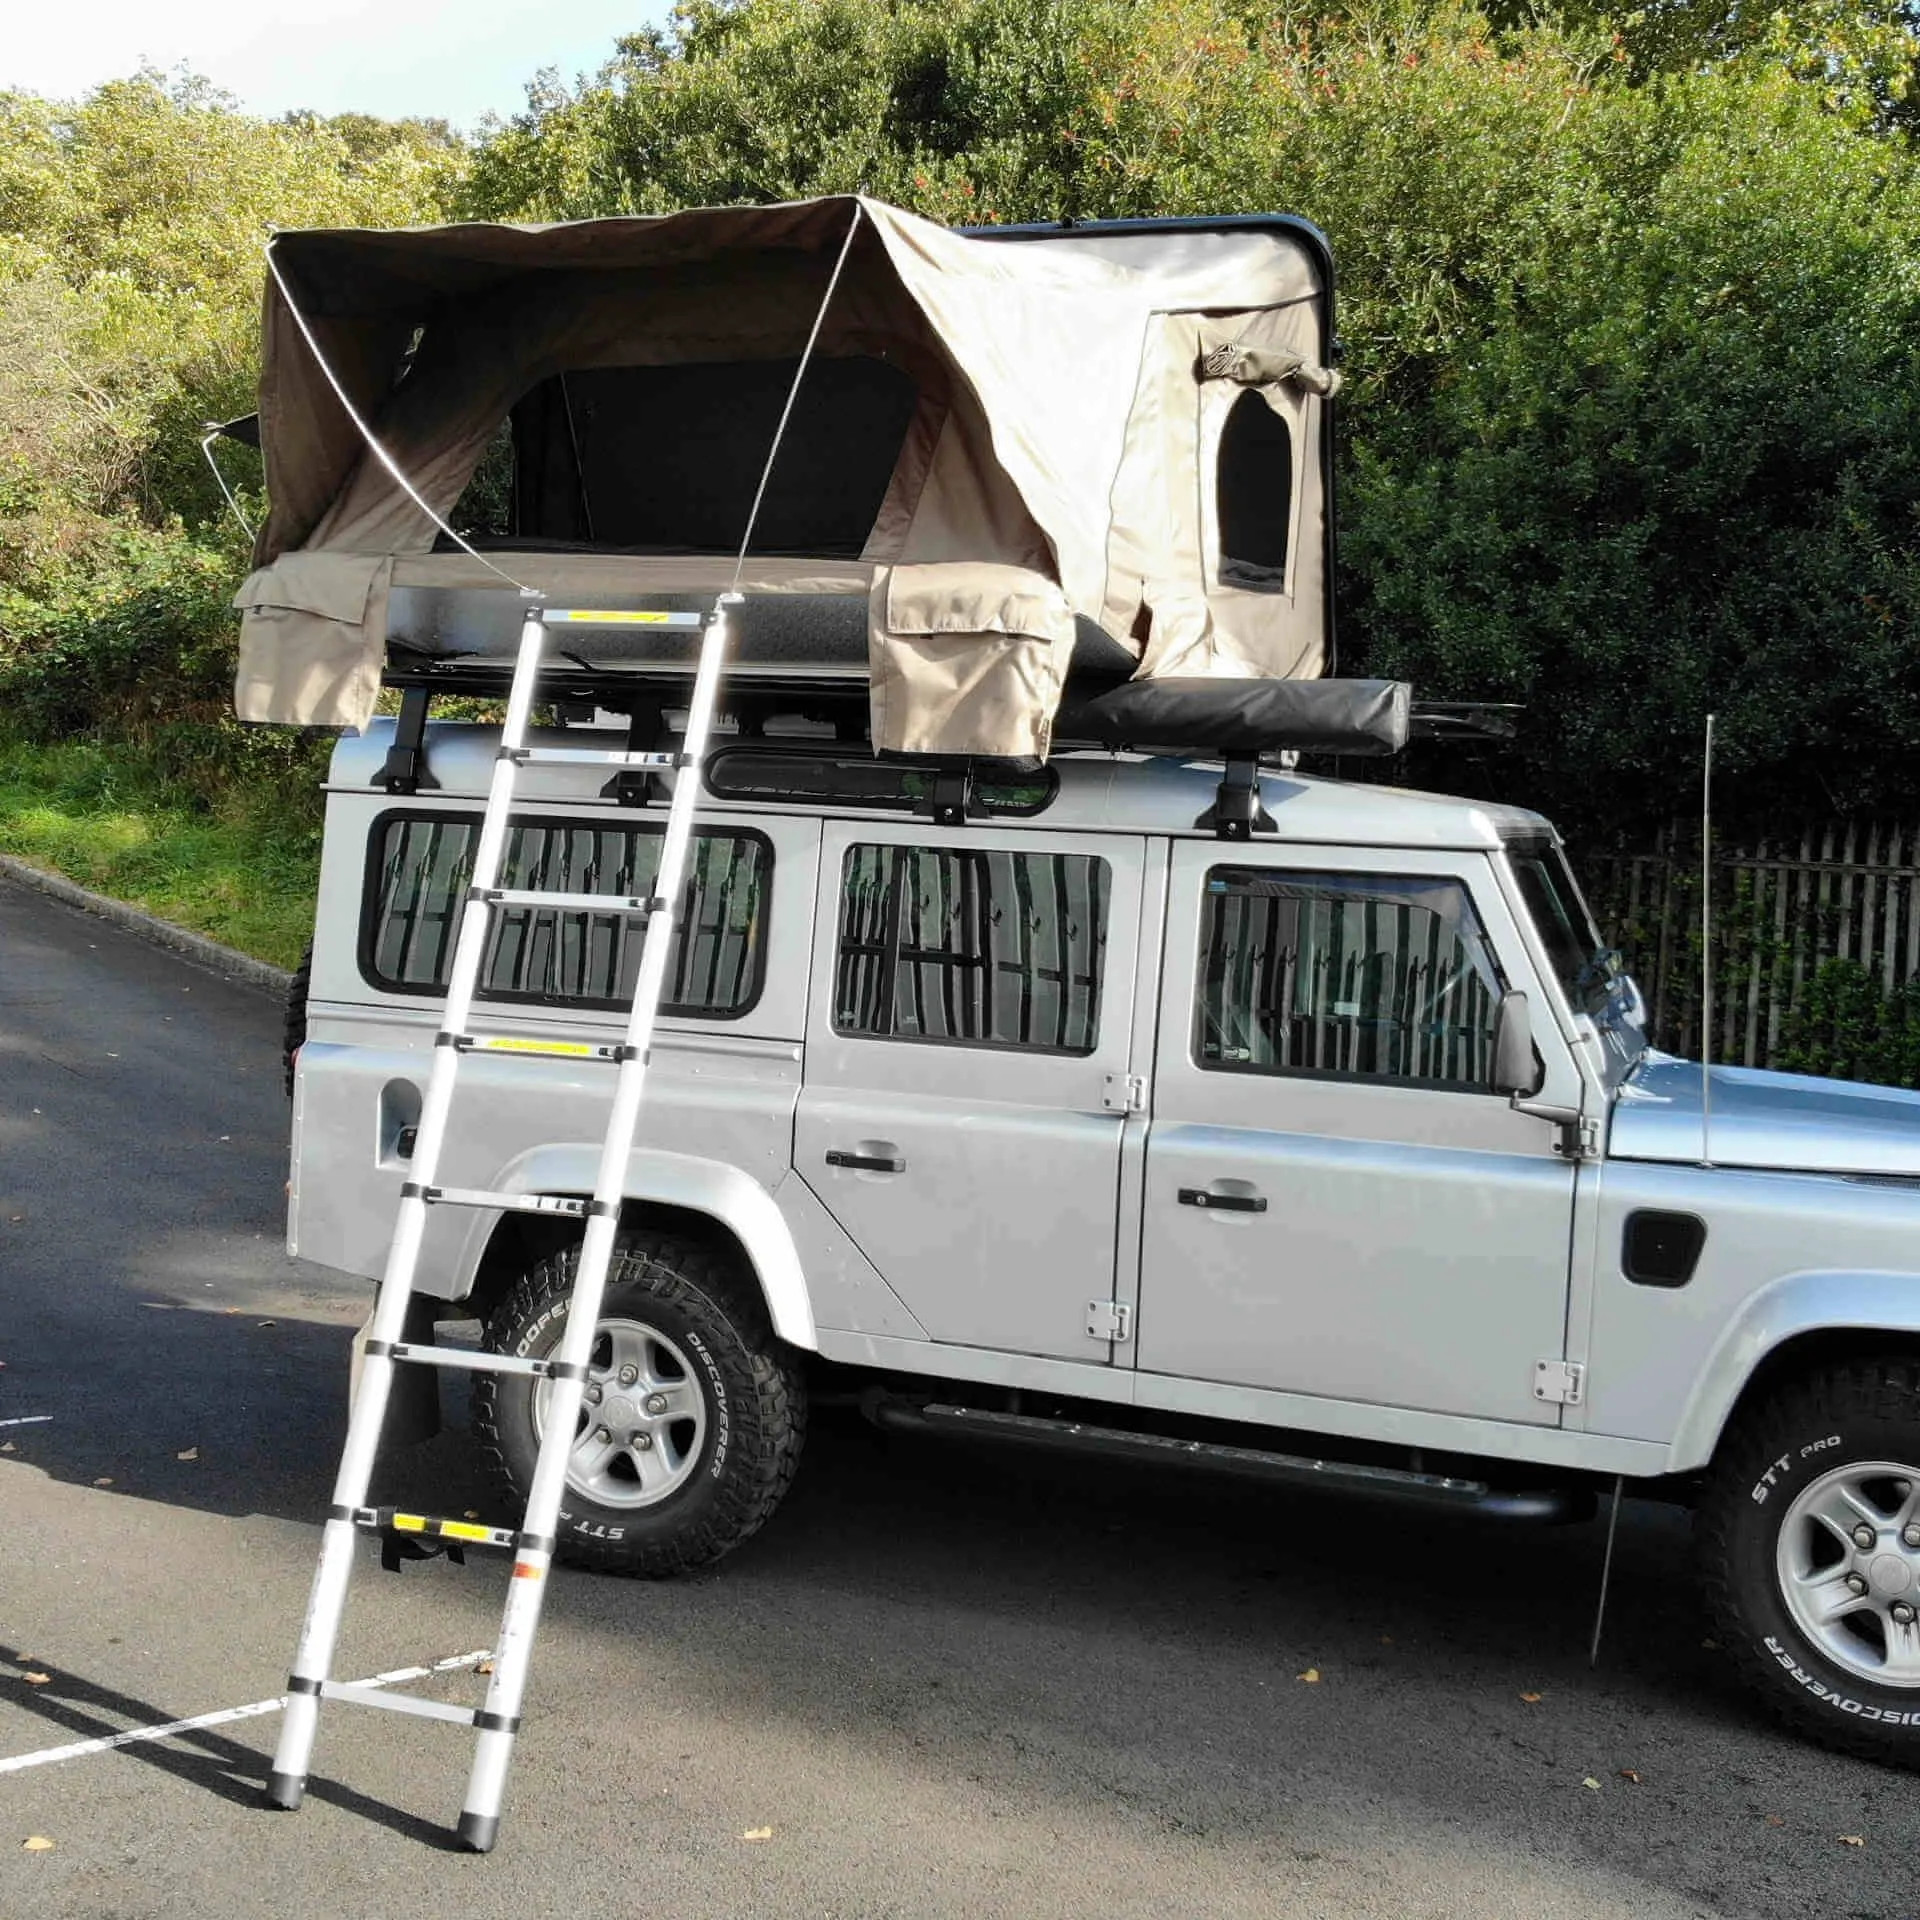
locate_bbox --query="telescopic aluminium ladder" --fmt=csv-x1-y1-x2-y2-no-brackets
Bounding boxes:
266,597,733,1852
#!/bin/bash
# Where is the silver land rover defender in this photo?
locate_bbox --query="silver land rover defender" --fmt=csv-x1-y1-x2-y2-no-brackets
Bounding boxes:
238,200,1920,1766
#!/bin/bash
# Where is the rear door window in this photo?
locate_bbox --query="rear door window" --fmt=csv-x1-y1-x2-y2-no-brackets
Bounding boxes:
833,843,1109,1054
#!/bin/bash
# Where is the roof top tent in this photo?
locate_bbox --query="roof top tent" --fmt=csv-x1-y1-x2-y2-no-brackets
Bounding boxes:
230,195,1363,766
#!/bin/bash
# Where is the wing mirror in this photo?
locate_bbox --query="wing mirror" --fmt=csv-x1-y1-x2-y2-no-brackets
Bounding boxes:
1490,989,1542,1097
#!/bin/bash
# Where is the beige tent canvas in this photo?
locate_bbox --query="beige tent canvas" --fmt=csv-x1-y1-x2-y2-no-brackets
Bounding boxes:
232,195,1338,758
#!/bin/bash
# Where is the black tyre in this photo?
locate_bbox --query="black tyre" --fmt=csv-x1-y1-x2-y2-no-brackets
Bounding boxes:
472,1231,806,1577
1699,1358,1920,1763
283,945,312,1099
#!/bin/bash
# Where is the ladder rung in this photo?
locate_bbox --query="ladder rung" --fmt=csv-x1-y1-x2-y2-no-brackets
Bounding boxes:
454,1034,624,1064
381,1343,551,1379
406,1185,590,1218
320,1681,478,1728
481,888,662,916
509,747,685,770
354,1507,520,1551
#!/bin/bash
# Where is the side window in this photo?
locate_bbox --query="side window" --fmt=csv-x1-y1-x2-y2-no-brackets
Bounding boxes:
362,813,769,1018
834,844,1109,1054
1216,388,1293,592
1197,868,1504,1090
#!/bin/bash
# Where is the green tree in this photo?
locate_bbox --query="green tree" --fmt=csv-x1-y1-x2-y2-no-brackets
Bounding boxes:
0,71,464,782
0,69,464,541
458,0,1920,825
1347,62,1920,820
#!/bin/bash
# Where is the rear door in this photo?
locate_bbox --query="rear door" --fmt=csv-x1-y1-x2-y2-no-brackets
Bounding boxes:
795,821,1141,1361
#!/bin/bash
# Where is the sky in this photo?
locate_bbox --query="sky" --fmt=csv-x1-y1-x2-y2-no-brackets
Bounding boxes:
7,0,669,129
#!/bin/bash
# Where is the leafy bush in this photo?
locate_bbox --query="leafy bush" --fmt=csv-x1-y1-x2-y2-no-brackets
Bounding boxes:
0,728,327,965
1348,59,1920,829
0,74,463,536
0,520,328,811
0,527,233,731
0,71,458,872
1777,958,1920,1089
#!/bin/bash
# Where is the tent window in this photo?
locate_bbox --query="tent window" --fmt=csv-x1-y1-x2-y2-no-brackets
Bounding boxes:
1216,389,1293,592
500,356,918,557
451,419,516,540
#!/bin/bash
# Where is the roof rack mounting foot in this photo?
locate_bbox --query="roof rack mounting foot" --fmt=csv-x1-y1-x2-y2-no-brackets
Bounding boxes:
1197,754,1275,840
919,762,974,828
600,697,667,807
374,686,440,795
600,771,661,806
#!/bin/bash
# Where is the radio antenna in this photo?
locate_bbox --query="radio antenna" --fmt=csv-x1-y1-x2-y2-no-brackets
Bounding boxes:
1700,713,1716,1167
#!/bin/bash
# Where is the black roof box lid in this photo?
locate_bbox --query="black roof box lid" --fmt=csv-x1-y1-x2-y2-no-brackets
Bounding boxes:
1065,678,1410,757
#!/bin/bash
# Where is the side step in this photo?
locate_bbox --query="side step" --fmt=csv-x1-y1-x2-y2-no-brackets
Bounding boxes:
865,1400,1596,1523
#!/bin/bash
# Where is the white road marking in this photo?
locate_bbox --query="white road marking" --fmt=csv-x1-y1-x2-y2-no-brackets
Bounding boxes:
0,1650,493,1777
0,1416,52,1430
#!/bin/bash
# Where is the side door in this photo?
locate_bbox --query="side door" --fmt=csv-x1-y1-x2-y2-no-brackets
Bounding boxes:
794,822,1141,1361
1137,844,1579,1426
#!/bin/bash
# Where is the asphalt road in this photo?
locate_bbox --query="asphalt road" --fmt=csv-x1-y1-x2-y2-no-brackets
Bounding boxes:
2,870,1917,1920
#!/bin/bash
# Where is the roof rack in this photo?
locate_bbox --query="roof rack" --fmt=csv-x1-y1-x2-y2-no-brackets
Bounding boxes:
1406,701,1521,744
372,657,1520,834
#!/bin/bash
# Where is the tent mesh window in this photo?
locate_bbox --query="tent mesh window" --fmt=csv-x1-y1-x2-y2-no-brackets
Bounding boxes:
448,357,920,554
362,812,770,1016
453,420,515,540
1197,869,1502,1088
1216,389,1293,592
834,844,1108,1053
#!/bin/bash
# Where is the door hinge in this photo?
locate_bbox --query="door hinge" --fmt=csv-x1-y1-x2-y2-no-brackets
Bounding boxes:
1520,1101,1602,1160
1086,1301,1133,1343
1102,1072,1147,1114
1532,1359,1586,1406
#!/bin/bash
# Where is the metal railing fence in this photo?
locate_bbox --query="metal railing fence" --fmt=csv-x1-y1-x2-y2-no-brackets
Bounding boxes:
1580,822,1920,1078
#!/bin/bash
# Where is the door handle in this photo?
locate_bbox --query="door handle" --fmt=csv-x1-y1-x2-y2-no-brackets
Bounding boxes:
825,1148,906,1174
1178,1186,1267,1213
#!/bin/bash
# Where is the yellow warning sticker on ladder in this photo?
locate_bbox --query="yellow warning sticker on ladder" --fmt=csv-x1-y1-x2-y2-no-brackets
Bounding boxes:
475,1038,601,1057
548,610,694,625
390,1513,500,1544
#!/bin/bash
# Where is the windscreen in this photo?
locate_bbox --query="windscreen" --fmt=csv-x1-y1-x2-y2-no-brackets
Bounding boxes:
1508,839,1612,1015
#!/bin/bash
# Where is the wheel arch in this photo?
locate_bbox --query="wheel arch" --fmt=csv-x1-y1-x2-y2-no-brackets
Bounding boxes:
453,1147,818,1352
1666,1270,1920,1474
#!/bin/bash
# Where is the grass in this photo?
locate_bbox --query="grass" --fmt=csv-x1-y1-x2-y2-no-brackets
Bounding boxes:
0,731,324,968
